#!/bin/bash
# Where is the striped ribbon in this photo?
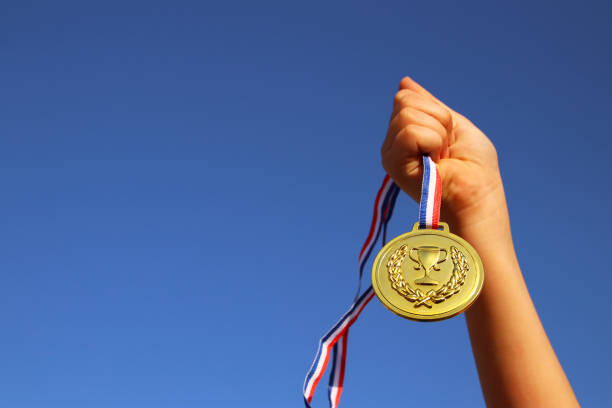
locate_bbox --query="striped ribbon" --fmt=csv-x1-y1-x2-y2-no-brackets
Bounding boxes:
418,156,442,230
303,175,398,408
303,156,441,407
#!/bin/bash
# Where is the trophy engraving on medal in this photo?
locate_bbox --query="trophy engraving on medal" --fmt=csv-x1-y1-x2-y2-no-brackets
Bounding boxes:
408,246,448,286
383,243,470,311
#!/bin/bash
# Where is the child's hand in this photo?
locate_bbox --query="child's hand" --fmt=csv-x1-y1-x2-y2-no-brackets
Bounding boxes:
381,77,504,227
382,78,579,408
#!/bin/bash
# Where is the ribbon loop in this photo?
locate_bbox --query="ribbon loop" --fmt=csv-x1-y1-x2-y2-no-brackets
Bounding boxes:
418,156,442,230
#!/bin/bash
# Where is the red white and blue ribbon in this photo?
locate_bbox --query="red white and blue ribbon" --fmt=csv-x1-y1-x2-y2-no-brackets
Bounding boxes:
304,156,440,407
355,175,398,300
418,156,442,230
303,175,399,407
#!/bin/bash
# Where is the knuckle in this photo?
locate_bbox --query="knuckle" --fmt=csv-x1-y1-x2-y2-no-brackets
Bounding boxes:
393,91,406,106
440,108,453,128
484,138,499,161
401,124,421,140
380,149,391,171
394,90,417,108
399,76,413,89
403,123,421,134
399,107,418,123
380,137,391,155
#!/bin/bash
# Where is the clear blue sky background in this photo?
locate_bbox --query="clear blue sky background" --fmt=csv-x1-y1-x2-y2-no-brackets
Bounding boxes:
1,1,611,407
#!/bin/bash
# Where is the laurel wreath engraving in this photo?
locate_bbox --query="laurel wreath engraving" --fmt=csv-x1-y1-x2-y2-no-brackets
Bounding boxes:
387,245,468,308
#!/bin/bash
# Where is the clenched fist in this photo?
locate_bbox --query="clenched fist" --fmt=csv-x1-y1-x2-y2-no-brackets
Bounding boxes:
381,77,504,228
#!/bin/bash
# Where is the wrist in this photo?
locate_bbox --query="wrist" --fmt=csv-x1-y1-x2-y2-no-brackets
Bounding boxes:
442,180,517,267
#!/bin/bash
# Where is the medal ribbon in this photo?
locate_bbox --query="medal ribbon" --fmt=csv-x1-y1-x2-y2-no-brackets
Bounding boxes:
418,155,442,229
304,156,440,407
303,176,398,408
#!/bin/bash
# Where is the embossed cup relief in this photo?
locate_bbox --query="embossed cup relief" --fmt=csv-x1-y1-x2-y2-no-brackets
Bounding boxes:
387,245,468,308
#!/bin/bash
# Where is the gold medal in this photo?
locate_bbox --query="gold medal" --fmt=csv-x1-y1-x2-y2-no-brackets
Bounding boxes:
371,222,484,321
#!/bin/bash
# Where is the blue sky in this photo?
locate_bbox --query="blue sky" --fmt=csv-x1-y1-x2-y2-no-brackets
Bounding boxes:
1,1,611,407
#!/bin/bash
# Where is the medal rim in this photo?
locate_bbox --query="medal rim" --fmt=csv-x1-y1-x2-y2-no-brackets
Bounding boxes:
371,222,484,322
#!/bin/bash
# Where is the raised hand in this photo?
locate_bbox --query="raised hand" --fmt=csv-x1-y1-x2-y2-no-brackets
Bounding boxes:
381,77,579,407
381,77,504,227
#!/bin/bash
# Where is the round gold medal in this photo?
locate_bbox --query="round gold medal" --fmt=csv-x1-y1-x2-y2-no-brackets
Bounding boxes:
371,222,484,321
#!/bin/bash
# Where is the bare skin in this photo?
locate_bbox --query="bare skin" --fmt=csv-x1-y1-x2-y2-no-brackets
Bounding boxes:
382,77,579,407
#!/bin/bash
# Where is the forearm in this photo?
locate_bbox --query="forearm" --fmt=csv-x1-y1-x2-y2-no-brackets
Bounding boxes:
451,188,579,407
